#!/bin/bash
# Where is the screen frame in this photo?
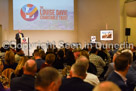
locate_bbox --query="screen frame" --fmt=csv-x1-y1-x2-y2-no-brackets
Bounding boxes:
12,0,76,31
100,30,113,41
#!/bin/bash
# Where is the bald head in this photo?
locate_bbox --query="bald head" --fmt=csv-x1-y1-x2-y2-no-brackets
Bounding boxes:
93,81,121,91
24,59,37,75
76,56,89,69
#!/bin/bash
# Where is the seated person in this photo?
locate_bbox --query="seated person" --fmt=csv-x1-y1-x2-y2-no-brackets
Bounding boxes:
33,50,45,72
59,62,94,91
35,67,62,91
10,59,37,91
41,53,55,69
4,50,17,70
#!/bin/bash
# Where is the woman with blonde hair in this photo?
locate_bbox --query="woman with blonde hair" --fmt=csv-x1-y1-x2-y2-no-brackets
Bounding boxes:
12,56,29,78
4,50,17,70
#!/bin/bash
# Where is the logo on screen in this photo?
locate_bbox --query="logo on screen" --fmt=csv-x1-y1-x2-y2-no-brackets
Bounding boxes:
20,4,38,21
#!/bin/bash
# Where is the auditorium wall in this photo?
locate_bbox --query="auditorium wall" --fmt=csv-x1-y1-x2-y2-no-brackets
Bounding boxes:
0,0,125,53
120,0,136,45
0,0,9,47
78,0,120,46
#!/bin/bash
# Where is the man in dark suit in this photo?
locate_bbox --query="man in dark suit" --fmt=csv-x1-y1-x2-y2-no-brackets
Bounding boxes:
15,30,24,50
107,52,131,91
126,61,136,91
10,59,37,91
59,62,94,91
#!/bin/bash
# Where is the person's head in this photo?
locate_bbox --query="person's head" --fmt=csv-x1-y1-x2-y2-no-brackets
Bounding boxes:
18,30,22,33
14,56,29,75
90,47,98,54
5,50,15,65
57,49,64,58
23,59,37,75
0,60,4,73
39,50,46,60
93,81,121,91
114,52,130,72
101,45,106,51
80,50,89,59
0,47,6,52
45,53,55,65
122,49,133,64
66,50,75,58
112,51,121,62
76,56,89,70
70,62,87,80
35,67,62,91
34,49,41,59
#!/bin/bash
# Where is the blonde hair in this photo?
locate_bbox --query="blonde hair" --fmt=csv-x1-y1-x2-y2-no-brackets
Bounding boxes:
14,56,29,75
5,50,15,65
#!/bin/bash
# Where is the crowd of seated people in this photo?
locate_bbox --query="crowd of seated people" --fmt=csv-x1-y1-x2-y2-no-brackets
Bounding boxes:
0,43,136,91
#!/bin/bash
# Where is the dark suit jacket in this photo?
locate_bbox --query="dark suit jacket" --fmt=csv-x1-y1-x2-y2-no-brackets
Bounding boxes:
0,82,5,91
35,59,45,72
10,74,35,91
15,33,24,40
59,77,94,91
104,62,114,79
15,33,24,46
126,62,136,91
107,71,128,91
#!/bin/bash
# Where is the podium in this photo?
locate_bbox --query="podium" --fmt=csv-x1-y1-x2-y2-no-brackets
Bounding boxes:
21,37,30,56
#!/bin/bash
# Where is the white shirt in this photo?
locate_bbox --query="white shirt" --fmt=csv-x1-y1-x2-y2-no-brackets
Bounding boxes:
84,72,100,86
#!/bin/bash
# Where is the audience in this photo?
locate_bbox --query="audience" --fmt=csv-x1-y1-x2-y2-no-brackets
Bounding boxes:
33,49,45,72
53,49,64,69
93,81,121,91
59,62,94,91
76,56,100,86
1,43,136,91
80,50,97,75
104,50,121,79
97,45,108,61
107,52,131,91
4,50,17,70
10,59,37,91
39,49,46,60
64,50,75,66
15,49,24,63
104,49,133,79
89,47,106,77
35,67,62,91
11,56,29,78
126,60,136,91
41,53,55,69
